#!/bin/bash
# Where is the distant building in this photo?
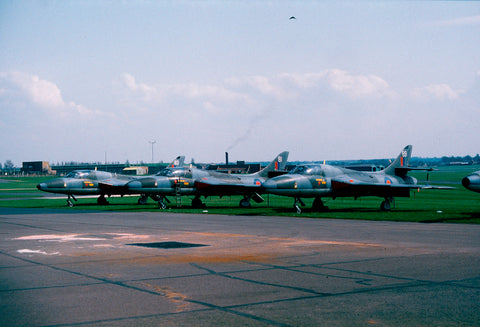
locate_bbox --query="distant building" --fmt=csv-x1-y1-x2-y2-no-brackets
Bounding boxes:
22,161,55,175
206,161,261,174
122,166,149,175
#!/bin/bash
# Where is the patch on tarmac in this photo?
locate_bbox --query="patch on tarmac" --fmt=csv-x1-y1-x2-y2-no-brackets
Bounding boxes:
127,241,208,249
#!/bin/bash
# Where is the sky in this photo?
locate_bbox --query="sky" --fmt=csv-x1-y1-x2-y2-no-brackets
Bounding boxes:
1,1,479,166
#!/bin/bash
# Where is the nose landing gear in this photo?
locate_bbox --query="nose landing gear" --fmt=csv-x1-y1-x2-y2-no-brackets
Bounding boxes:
293,198,305,214
66,194,77,207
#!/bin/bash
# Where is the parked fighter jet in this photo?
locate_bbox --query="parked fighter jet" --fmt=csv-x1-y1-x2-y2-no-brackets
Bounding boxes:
462,171,480,193
37,170,136,207
126,151,289,209
37,156,185,207
263,145,448,213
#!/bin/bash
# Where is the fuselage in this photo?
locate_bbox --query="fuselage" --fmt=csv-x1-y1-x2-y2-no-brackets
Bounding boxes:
126,167,208,196
462,171,480,193
37,170,132,195
127,166,268,196
262,164,417,198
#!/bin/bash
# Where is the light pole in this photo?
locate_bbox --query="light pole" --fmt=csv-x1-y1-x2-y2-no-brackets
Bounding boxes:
148,140,156,163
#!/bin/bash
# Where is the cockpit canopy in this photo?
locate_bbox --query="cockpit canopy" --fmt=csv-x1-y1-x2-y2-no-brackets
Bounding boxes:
289,164,342,177
155,168,186,177
65,170,112,180
66,170,91,179
290,165,321,175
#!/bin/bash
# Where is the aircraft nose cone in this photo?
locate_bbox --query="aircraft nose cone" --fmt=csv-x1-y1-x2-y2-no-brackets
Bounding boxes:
37,183,46,190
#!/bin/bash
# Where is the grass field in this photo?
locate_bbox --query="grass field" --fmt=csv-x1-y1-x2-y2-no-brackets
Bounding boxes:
1,165,479,223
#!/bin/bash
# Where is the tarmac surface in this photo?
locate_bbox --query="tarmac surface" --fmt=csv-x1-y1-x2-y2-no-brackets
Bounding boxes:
1,207,479,326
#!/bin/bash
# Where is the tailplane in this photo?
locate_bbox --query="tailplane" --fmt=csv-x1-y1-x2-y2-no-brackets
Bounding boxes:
383,145,412,177
169,156,185,168
255,151,289,178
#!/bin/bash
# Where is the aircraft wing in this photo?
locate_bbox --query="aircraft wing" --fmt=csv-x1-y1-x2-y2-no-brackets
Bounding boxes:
195,175,263,195
98,177,135,194
331,177,453,198
416,184,455,190
331,178,417,198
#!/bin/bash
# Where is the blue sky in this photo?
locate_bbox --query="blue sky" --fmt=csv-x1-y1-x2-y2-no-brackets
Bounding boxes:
1,1,479,166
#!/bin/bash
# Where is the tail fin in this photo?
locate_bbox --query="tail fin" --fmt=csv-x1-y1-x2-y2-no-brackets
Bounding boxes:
255,151,289,178
170,156,185,168
382,145,412,176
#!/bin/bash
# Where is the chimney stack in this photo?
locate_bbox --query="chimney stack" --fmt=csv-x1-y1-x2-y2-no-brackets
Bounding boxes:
225,152,229,165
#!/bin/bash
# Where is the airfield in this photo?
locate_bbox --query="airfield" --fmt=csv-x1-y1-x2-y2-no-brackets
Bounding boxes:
1,207,480,326
1,167,480,326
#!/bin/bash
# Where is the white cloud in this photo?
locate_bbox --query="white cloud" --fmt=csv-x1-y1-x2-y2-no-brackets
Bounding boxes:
412,83,463,100
0,72,110,118
228,70,395,100
321,69,395,99
119,70,395,112
120,73,247,105
226,75,296,99
0,72,65,108
121,73,158,101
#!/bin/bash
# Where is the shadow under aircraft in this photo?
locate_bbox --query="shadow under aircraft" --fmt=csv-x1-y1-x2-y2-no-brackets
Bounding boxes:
263,145,452,213
37,156,185,207
126,151,289,209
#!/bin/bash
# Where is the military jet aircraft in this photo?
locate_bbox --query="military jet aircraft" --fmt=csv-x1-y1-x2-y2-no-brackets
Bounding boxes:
126,151,289,209
37,156,185,207
263,145,448,213
462,171,480,193
37,170,136,207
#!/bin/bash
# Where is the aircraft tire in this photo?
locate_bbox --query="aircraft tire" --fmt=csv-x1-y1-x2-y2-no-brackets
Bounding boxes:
67,200,74,208
294,204,302,214
239,199,251,208
380,200,391,211
192,197,204,208
312,198,327,211
97,195,109,205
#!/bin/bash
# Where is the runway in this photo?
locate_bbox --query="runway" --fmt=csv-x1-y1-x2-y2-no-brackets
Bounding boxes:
1,208,479,326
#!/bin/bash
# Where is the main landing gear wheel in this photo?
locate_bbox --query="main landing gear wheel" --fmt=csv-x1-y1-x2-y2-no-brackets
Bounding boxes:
192,196,205,208
97,195,109,205
380,198,392,211
239,198,251,208
138,195,148,205
312,197,328,211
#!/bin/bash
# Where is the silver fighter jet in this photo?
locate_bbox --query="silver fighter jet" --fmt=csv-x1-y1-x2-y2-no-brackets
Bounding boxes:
37,156,185,207
263,145,450,213
37,170,136,207
127,151,289,209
